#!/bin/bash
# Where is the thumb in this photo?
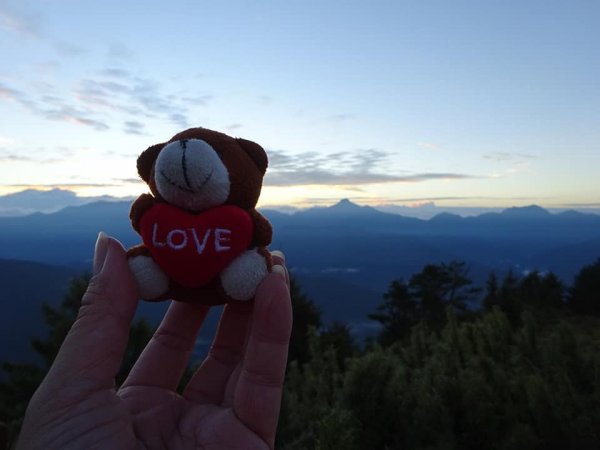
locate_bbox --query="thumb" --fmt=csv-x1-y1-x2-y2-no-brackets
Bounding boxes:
45,233,139,390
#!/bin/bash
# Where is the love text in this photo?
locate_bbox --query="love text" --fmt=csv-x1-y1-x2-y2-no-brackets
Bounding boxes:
152,223,232,254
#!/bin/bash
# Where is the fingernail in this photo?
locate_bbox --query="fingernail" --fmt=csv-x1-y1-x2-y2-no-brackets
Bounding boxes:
93,232,110,275
271,250,285,262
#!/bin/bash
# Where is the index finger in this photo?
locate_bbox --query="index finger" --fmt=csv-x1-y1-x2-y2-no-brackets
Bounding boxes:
233,265,292,448
46,235,139,388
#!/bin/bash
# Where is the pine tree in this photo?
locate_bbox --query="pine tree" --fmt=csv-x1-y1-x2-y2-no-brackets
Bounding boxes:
287,276,321,365
371,261,480,345
369,279,416,345
318,322,357,370
569,259,600,315
483,272,500,310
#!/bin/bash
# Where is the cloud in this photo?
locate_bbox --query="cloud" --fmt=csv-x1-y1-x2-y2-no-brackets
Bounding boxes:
118,178,144,184
0,8,42,37
484,152,537,162
76,74,207,127
326,113,356,122
34,60,61,73
0,153,32,162
99,68,132,79
1,183,123,189
226,123,243,131
266,170,472,187
43,105,109,131
380,195,552,203
181,95,213,105
3,50,212,133
0,144,70,164
124,121,145,135
107,42,135,60
265,149,475,187
2,25,218,134
0,135,15,146
484,152,537,178
169,113,189,128
0,188,134,216
75,78,131,111
1,81,110,131
54,40,86,56
418,142,440,150
0,83,26,102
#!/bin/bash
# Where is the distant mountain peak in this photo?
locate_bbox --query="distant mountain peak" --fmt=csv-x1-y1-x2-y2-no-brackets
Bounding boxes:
297,198,385,218
501,205,551,217
328,199,384,215
331,198,360,209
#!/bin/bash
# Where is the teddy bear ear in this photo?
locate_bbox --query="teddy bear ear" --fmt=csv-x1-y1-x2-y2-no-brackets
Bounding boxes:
236,138,268,175
137,143,165,182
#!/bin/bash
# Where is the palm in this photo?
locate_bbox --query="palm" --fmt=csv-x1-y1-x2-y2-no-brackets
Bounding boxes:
18,239,291,450
118,385,269,449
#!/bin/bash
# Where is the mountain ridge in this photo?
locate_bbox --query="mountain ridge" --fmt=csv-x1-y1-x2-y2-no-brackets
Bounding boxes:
1,199,600,364
2,189,600,219
1,199,599,267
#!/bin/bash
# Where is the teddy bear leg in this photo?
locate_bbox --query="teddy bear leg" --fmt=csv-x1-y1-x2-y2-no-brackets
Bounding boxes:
127,247,170,300
220,249,269,301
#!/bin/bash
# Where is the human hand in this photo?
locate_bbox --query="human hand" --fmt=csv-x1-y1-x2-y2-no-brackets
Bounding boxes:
18,234,292,449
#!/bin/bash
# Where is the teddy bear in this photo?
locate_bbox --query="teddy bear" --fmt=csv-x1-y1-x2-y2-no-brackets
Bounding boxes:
126,127,273,305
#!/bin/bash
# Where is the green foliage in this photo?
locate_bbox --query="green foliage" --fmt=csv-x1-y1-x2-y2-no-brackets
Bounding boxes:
278,260,600,449
300,308,600,449
315,407,359,450
30,274,91,368
4,259,600,449
278,330,347,449
569,258,600,315
483,270,566,326
369,279,416,344
483,270,522,324
277,277,358,449
371,261,480,345
288,276,322,365
319,322,358,369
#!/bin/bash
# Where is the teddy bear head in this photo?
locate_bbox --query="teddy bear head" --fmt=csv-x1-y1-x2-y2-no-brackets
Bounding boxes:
136,127,268,212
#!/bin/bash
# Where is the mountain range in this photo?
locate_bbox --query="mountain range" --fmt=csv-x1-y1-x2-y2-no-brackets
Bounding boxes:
0,188,131,217
1,198,599,364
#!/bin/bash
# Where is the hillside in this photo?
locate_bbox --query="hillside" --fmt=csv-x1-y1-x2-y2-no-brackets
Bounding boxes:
0,260,76,363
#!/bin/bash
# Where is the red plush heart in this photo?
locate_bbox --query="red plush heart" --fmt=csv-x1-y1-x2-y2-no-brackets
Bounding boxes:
139,203,254,288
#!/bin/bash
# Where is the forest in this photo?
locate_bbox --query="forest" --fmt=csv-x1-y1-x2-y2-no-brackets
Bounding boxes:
2,258,600,449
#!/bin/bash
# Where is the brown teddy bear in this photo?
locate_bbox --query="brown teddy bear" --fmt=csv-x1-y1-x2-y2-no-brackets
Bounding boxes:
126,127,273,305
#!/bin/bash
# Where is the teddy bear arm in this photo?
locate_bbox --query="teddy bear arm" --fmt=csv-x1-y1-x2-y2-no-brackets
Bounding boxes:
130,193,156,233
250,210,273,247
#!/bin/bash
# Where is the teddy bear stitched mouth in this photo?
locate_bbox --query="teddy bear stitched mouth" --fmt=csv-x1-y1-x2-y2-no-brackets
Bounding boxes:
160,168,214,194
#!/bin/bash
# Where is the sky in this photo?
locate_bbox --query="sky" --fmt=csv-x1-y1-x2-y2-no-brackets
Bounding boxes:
0,0,599,211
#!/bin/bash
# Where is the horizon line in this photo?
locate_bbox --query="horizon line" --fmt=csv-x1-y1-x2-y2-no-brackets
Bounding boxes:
0,188,599,219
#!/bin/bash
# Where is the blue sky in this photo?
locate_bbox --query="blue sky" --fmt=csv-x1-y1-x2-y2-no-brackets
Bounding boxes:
1,0,599,210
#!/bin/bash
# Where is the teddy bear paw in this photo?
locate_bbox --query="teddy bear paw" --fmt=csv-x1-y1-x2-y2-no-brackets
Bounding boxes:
220,250,269,301
128,255,170,300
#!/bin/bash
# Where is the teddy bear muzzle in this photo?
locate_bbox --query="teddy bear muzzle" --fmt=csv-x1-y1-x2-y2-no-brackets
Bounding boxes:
154,138,231,211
